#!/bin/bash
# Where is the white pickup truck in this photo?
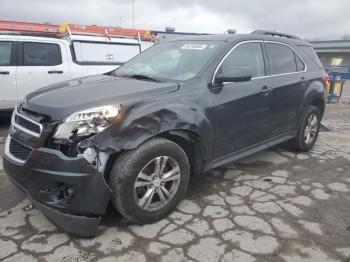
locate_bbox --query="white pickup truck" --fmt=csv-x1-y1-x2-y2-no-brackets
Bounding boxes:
0,34,153,112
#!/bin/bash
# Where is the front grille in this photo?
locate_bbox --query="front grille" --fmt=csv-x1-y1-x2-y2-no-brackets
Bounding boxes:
15,115,41,134
9,139,32,161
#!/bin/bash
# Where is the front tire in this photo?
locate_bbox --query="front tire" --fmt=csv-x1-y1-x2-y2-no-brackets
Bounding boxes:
109,138,190,224
289,105,321,151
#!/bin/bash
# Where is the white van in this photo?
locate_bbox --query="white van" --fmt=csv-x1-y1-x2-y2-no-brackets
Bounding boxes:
0,34,153,112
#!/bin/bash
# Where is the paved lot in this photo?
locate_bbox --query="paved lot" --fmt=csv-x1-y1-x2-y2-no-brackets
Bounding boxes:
341,81,350,103
0,103,350,262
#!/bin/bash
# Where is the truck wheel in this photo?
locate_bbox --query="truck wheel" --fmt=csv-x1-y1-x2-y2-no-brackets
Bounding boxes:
109,138,190,224
289,105,321,151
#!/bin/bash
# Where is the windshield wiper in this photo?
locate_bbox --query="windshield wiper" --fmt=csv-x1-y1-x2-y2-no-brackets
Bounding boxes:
122,74,161,82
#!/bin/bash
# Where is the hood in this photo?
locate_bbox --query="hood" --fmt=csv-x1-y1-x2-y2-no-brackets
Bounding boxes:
24,74,179,121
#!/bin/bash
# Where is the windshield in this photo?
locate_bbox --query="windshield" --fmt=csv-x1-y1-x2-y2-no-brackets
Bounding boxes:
113,40,223,82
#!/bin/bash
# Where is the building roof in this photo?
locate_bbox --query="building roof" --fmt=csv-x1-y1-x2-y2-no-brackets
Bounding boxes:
311,40,350,52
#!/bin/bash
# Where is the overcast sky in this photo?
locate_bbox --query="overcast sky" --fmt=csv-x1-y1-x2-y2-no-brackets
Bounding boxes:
1,0,350,40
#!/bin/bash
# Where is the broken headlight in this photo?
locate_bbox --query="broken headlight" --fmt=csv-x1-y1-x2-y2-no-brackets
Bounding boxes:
53,105,122,140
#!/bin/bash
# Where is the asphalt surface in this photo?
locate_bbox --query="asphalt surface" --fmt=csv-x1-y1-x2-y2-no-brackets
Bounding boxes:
0,102,350,262
342,81,350,103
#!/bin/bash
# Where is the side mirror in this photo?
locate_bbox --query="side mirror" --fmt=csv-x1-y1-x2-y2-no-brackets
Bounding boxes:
215,67,253,84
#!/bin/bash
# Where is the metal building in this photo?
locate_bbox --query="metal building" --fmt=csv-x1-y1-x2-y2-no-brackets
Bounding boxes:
311,40,350,73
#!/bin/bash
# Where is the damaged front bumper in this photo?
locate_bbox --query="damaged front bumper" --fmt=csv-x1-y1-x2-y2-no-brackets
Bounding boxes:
3,135,113,237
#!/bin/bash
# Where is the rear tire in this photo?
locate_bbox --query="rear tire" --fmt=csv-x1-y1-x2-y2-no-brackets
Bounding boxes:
289,105,321,151
109,138,190,224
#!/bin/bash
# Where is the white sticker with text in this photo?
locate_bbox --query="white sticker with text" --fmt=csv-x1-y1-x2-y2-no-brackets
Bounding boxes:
181,44,207,50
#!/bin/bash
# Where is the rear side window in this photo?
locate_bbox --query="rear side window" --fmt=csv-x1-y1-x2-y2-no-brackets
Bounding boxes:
266,43,298,74
73,41,140,64
23,42,62,66
299,45,323,68
221,42,266,78
295,54,305,71
0,42,12,66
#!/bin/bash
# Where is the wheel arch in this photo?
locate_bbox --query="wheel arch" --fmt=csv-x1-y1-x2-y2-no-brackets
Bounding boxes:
157,129,207,177
299,79,326,120
310,97,325,117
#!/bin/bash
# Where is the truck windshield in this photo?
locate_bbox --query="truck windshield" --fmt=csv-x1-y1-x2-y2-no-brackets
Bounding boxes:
113,41,223,82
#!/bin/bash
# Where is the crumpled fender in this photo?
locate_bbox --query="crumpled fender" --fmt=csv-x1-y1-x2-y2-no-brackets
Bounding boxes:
90,99,214,162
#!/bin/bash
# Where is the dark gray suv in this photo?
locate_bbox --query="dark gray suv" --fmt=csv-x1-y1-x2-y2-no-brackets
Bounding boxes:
3,30,327,236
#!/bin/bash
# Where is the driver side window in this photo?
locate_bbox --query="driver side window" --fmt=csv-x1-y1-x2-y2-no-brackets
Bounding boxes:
221,42,266,78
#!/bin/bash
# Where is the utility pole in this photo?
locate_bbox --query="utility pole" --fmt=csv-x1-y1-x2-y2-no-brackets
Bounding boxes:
132,0,135,28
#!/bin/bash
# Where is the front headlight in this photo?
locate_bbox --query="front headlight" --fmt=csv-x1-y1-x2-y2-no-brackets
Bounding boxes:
53,105,122,140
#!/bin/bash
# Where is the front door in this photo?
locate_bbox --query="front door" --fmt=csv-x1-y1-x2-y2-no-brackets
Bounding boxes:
213,42,273,159
0,41,17,110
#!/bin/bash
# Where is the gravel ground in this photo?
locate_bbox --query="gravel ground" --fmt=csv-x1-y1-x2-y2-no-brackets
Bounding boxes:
0,103,350,262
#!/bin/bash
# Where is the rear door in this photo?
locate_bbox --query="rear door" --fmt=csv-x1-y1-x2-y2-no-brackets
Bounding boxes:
0,41,17,110
16,41,70,99
265,42,307,136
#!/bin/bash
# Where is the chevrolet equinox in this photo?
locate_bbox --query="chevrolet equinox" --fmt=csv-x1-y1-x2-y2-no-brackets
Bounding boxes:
3,30,327,237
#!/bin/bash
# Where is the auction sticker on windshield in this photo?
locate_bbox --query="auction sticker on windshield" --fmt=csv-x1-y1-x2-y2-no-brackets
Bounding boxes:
181,44,207,50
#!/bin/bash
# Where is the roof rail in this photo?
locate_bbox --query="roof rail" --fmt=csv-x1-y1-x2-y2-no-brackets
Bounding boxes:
251,30,301,40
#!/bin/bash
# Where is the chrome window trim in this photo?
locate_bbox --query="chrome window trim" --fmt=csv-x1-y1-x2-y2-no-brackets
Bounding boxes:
4,136,27,164
12,108,43,138
211,40,264,84
211,40,307,85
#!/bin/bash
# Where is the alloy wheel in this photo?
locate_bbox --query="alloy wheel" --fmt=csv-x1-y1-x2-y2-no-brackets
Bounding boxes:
134,156,181,211
304,113,318,145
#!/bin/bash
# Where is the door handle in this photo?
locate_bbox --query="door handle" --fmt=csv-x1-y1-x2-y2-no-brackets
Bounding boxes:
48,70,63,74
260,86,272,96
0,71,9,75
